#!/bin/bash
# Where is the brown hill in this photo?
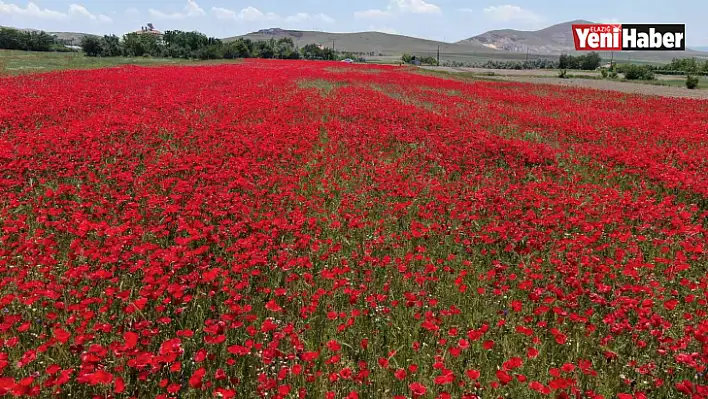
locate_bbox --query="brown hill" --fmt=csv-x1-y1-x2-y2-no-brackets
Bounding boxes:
226,28,493,56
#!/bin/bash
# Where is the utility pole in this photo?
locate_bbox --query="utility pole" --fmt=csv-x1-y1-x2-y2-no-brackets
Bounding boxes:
525,46,529,62
332,40,335,53
610,51,614,68
437,45,440,66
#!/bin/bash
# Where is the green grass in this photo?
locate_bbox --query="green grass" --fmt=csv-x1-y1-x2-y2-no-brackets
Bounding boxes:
411,68,502,83
0,50,241,75
642,76,708,89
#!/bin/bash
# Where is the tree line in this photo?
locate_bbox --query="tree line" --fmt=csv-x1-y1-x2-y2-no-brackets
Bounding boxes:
0,27,72,52
81,30,349,61
558,52,602,70
0,26,358,62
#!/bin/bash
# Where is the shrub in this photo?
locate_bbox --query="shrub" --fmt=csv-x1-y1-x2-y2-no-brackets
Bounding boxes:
600,68,609,79
686,74,699,89
623,64,655,80
558,69,568,79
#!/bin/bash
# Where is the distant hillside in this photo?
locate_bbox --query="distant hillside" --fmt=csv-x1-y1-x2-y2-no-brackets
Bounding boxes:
226,28,492,56
49,31,98,44
458,20,592,54
458,20,708,61
0,26,97,44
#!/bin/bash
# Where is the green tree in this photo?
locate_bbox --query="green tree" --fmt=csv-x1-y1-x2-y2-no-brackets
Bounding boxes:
558,54,576,69
0,27,57,51
223,39,253,59
623,64,655,80
275,37,299,59
81,36,104,57
254,39,275,59
121,33,159,57
686,74,699,89
25,31,55,51
580,52,601,70
100,35,122,57
0,28,23,50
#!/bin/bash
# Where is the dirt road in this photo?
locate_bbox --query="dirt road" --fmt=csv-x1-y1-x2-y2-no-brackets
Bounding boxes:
424,67,708,99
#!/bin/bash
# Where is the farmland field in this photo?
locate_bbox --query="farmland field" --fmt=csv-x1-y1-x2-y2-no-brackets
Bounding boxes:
1,60,708,399
0,49,241,75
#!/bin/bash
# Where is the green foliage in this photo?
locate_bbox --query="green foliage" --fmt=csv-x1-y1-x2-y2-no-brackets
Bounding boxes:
402,53,413,63
222,39,254,59
121,33,160,57
301,43,335,60
580,52,602,70
80,36,104,57
443,59,558,69
557,69,568,78
0,25,336,63
0,27,57,51
418,56,438,66
655,58,708,77
100,35,122,57
275,38,299,59
558,52,602,70
686,74,699,89
621,64,655,80
600,67,609,79
666,57,701,73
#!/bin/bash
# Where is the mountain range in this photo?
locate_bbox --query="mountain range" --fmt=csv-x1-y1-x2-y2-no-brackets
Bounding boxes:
227,28,490,56
458,20,707,59
4,20,707,62
458,19,591,54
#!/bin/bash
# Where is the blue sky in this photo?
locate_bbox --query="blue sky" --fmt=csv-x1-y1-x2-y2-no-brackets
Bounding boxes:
1,0,706,45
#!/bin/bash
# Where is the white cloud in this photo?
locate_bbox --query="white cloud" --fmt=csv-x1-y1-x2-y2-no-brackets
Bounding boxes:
211,6,277,22
149,0,205,20
0,1,67,20
211,6,334,24
68,4,112,23
285,12,335,24
355,0,440,20
482,5,541,23
392,0,440,14
211,6,236,20
0,1,111,22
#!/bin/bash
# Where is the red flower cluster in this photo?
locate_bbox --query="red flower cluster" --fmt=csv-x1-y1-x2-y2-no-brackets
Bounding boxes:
0,59,706,398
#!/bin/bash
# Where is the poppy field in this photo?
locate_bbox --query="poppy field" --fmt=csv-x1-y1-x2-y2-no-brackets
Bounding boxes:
1,60,708,399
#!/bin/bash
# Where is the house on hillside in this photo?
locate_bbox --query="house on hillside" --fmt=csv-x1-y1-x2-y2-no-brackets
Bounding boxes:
135,23,163,38
132,23,164,45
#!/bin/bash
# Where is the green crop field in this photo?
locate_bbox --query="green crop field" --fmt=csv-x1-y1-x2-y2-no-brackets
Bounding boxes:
0,50,240,75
